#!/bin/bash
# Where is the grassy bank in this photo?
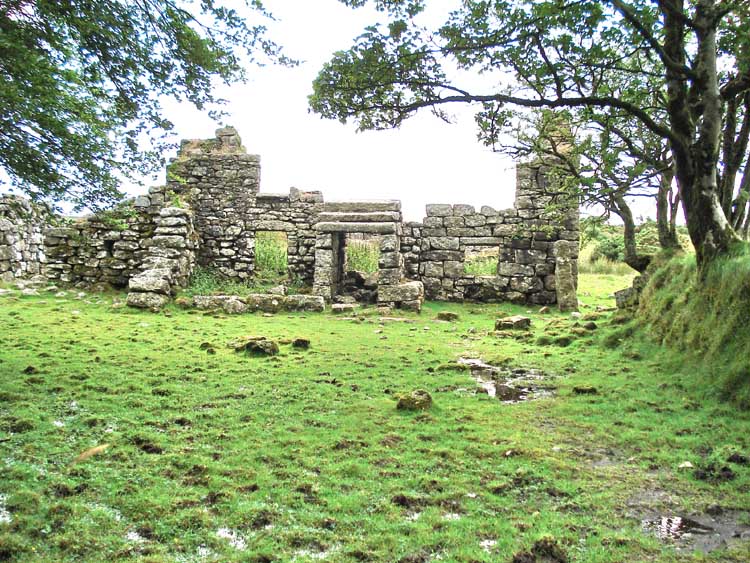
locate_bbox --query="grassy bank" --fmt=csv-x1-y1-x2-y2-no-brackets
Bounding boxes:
0,274,749,562
634,246,750,408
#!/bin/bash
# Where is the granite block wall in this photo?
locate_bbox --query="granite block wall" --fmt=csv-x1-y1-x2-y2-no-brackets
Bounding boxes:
0,196,47,283
1,126,579,309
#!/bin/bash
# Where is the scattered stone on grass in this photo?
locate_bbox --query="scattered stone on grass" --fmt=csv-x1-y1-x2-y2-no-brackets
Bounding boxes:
396,389,432,411
233,337,279,357
495,315,531,330
436,311,459,322
292,338,311,350
126,291,170,311
332,303,359,315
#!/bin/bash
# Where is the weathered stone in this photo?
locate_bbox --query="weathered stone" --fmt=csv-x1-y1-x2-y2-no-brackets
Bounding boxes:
425,204,453,217
292,338,311,349
332,303,358,315
323,201,400,212
554,240,578,312
245,294,284,313
314,222,396,234
378,281,424,302
495,315,531,330
453,204,475,216
129,269,172,294
235,337,279,357
317,211,401,223
285,295,325,312
126,292,170,310
396,389,432,410
428,237,459,250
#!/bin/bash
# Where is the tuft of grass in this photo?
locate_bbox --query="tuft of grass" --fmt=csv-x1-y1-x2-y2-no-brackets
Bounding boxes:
578,243,636,276
464,254,498,276
346,239,379,273
254,231,288,278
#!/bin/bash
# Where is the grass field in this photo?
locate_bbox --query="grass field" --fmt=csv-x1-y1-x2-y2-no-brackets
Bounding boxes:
1,273,749,562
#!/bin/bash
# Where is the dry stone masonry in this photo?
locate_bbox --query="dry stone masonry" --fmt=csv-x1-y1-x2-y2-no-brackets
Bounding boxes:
0,196,46,283
0,126,579,311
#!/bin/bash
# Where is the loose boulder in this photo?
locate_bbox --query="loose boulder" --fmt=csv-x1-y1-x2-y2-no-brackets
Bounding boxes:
234,337,279,357
396,389,433,411
495,315,531,330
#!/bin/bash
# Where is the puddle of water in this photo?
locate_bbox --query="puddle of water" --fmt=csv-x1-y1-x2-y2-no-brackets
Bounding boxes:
480,539,497,553
216,527,247,550
457,358,554,403
642,512,750,553
0,494,11,524
643,516,713,540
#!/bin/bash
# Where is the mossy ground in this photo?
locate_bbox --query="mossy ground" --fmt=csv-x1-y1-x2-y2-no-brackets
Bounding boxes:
0,273,749,562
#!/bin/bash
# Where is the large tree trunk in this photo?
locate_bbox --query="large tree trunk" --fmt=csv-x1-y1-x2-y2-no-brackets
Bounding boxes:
663,0,741,271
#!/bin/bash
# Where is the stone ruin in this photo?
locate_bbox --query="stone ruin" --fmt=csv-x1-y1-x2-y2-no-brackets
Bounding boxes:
0,127,580,311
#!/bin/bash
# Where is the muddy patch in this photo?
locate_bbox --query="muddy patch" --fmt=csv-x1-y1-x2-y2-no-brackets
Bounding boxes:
641,511,750,553
457,358,555,402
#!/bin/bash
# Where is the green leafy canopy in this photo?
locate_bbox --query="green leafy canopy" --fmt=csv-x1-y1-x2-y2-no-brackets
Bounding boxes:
0,0,290,211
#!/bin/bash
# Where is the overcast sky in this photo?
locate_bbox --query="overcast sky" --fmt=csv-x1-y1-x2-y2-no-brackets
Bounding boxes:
153,0,518,221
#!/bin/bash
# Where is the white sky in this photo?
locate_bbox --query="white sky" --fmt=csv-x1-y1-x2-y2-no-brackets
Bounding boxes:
152,0,518,222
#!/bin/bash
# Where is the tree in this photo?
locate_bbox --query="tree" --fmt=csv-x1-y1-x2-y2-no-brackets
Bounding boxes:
0,0,288,210
310,0,750,271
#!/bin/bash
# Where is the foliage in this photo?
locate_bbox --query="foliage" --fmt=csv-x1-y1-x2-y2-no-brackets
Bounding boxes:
311,0,750,267
346,239,380,273
637,245,750,407
0,0,289,211
2,278,750,561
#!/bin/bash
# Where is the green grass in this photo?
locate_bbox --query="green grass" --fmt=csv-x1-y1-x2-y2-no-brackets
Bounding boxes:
578,243,637,277
636,244,750,407
463,254,497,276
0,274,749,562
345,240,379,273
255,232,288,278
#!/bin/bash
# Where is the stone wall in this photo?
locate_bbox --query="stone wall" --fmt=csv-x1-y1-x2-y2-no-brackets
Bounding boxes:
43,185,173,288
1,126,579,309
402,162,579,304
0,196,47,282
165,128,323,283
